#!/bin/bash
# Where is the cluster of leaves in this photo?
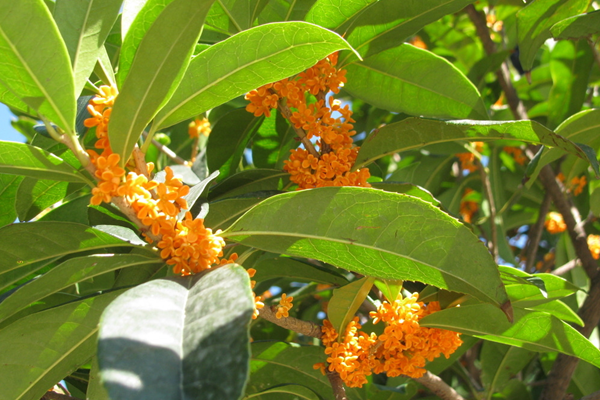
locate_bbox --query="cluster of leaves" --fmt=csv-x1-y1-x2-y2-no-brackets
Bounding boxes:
0,0,599,400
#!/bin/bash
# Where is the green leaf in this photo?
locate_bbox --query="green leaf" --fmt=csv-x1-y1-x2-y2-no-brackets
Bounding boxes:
344,44,488,120
481,342,537,397
109,0,215,165
205,0,268,34
245,384,321,400
252,256,348,286
0,221,136,274
87,357,110,400
328,276,375,337
154,21,354,130
420,303,600,368
38,194,91,224
551,9,600,39
355,118,595,171
0,291,122,400
501,266,580,307
223,187,512,312
0,254,161,323
0,0,76,133
117,0,175,87
207,108,263,179
339,0,475,63
0,174,22,227
516,0,589,71
205,192,278,230
304,0,376,31
0,80,33,115
547,40,594,129
16,178,84,221
251,112,296,170
370,182,440,207
374,278,403,303
529,300,584,326
0,141,88,183
529,109,600,183
98,265,253,400
54,0,122,96
208,169,288,201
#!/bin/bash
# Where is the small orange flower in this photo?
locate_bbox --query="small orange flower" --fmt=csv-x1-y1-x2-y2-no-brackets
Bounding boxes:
545,212,566,234
570,175,587,196
459,188,479,223
188,117,211,138
276,293,294,319
588,234,600,260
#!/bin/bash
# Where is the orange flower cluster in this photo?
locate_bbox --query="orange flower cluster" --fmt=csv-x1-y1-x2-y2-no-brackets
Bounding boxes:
536,251,555,271
459,188,479,223
245,53,371,189
83,88,233,277
316,293,462,388
545,212,566,234
570,175,587,196
503,146,527,165
188,117,211,138
588,234,600,260
456,142,484,173
84,85,125,206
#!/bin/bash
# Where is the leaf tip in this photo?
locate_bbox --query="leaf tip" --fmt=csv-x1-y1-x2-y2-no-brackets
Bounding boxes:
501,300,514,323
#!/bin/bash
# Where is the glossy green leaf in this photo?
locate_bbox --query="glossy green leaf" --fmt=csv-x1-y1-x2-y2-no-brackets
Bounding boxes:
0,81,32,115
547,40,594,129
223,187,511,311
591,187,600,217
374,279,403,302
529,300,583,326
87,357,110,400
304,0,375,31
252,256,348,286
16,178,84,221
355,118,595,172
0,221,135,274
54,0,122,95
95,45,116,87
0,0,76,133
154,21,354,130
481,342,536,397
207,108,263,179
530,109,600,183
0,174,22,227
0,257,58,294
420,303,600,368
516,0,589,71
501,266,580,307
0,254,161,323
205,192,279,230
245,384,321,400
38,194,91,224
98,265,253,400
0,141,87,183
571,360,600,396
328,276,375,337
109,0,215,166
117,0,175,87
344,44,488,120
0,291,122,400
551,9,600,39
339,0,474,64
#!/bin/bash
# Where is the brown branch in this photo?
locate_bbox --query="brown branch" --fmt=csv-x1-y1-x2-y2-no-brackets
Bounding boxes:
466,6,600,400
133,145,150,179
272,91,319,158
326,370,348,400
415,371,465,400
258,305,323,338
525,193,552,272
551,259,581,276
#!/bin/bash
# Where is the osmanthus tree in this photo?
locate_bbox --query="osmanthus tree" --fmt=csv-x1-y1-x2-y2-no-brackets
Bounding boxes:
1,0,600,399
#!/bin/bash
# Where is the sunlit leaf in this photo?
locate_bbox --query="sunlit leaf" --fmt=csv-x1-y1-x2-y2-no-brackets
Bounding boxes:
551,9,600,40
328,276,375,338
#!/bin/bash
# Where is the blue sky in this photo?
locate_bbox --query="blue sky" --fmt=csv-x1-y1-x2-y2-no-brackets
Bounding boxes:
0,104,26,143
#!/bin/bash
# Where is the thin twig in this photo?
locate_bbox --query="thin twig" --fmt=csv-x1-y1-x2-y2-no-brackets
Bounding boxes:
141,131,186,165
272,91,319,158
258,305,322,338
478,159,498,261
552,259,581,276
415,371,465,400
326,370,348,400
525,193,551,272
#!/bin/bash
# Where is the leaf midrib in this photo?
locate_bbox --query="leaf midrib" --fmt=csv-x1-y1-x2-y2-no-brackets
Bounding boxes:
224,230,498,305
